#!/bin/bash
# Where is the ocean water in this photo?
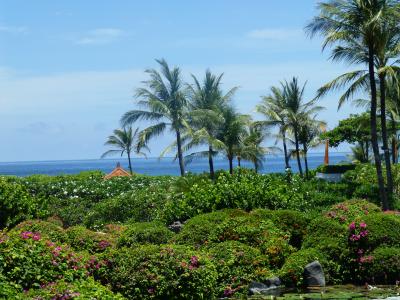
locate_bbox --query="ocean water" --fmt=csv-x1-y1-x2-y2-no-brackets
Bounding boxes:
0,153,349,177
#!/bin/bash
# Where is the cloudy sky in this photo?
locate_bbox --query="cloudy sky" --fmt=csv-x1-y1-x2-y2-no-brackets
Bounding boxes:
0,1,361,162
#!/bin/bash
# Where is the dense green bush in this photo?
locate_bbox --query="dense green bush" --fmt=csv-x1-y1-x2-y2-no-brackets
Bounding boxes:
251,209,310,249
316,164,356,174
362,247,400,284
13,220,67,244
100,245,218,299
65,225,114,253
117,221,174,247
0,178,47,229
279,248,327,286
174,210,244,247
325,199,381,224
360,213,400,249
206,241,273,297
12,278,126,300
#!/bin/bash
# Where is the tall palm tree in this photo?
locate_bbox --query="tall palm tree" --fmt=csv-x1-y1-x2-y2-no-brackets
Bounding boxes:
306,0,400,210
186,70,238,179
256,85,291,169
386,78,400,163
101,127,147,174
217,105,249,174
121,59,188,176
282,77,324,176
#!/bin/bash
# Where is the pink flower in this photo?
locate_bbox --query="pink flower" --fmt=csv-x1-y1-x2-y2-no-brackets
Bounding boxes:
360,230,369,237
20,231,33,239
190,256,199,269
349,222,356,231
360,222,367,229
32,233,41,241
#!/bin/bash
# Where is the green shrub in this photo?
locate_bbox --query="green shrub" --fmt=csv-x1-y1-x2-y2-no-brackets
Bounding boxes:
316,164,356,174
174,210,243,247
251,209,310,249
100,245,218,299
206,241,273,297
0,178,47,229
65,225,114,253
209,213,293,268
362,247,400,284
279,248,327,286
360,213,400,249
117,222,174,247
14,278,126,300
13,220,67,244
0,227,89,289
302,217,349,262
325,199,381,224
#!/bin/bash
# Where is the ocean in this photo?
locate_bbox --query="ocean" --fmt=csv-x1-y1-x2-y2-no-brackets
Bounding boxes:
0,153,349,177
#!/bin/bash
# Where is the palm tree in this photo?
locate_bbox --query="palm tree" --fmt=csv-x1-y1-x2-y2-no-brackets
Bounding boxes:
297,116,326,178
239,123,279,173
121,59,188,176
256,85,291,169
101,127,147,174
386,78,400,163
282,77,324,177
217,105,249,174
186,70,238,179
306,0,400,210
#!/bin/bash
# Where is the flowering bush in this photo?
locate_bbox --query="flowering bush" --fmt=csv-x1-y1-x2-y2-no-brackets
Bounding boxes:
99,245,218,299
325,199,381,224
65,226,114,253
362,247,400,284
117,221,174,247
207,241,273,297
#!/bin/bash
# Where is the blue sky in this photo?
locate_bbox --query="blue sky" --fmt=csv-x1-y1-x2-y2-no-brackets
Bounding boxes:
0,0,361,162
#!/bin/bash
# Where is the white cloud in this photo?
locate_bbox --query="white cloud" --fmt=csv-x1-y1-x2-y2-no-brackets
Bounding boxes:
247,28,304,40
76,28,126,45
0,25,28,34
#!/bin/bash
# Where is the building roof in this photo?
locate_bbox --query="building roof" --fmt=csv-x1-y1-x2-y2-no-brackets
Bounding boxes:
104,162,131,179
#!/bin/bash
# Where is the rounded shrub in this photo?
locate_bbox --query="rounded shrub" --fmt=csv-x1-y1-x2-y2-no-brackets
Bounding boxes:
174,210,243,247
325,199,381,224
117,221,174,247
360,213,400,249
65,225,114,253
206,241,273,298
13,220,67,244
0,178,47,229
14,278,126,300
100,245,218,299
361,247,400,284
251,209,310,249
279,248,327,287
209,213,293,267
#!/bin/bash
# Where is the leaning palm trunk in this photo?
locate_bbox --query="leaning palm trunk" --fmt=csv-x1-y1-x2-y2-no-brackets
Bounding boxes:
379,73,393,208
390,116,397,164
208,145,215,180
294,127,303,176
368,46,388,210
176,130,185,176
282,131,290,169
228,154,234,175
303,143,309,179
127,151,133,174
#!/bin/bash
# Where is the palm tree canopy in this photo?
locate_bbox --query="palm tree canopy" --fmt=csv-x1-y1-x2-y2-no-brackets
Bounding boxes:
101,127,148,158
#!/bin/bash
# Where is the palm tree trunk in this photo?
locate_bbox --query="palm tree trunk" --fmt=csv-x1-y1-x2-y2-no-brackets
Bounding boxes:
294,127,303,176
368,45,388,210
176,130,185,176
282,130,290,169
366,141,369,161
208,145,215,180
228,155,234,175
303,143,309,179
379,73,393,208
127,151,133,174
391,115,397,164
237,157,241,167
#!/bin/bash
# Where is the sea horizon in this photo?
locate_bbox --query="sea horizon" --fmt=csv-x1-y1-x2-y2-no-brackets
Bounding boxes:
0,152,350,177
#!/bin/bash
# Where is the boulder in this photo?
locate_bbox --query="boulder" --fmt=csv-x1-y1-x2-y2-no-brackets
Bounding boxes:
168,221,183,233
248,278,282,295
304,261,325,287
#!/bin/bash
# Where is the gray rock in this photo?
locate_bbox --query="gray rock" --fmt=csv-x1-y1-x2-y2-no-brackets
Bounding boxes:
248,279,282,295
168,221,183,233
304,261,326,287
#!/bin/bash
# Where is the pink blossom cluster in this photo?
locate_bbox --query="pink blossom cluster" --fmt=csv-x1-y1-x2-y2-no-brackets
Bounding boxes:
20,231,41,241
358,255,374,264
348,222,368,242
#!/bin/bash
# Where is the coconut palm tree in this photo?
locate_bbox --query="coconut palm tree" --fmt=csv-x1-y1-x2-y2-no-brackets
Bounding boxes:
121,59,188,176
186,70,238,179
101,127,148,174
306,0,400,210
256,85,291,169
282,77,324,177
217,105,249,174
